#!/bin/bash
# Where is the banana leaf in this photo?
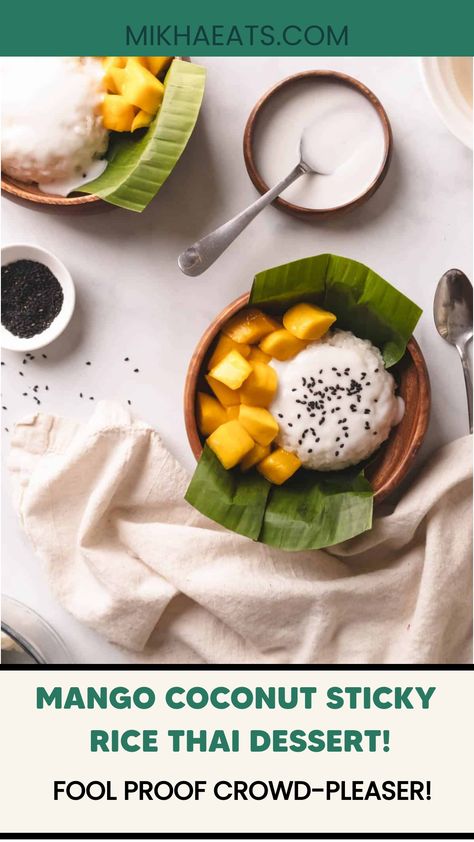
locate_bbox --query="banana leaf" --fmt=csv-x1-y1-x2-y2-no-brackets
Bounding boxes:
250,253,422,367
80,60,206,212
185,254,422,551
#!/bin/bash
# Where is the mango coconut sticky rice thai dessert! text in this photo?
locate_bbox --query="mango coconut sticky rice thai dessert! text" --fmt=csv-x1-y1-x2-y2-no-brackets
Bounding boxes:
198,304,404,484
1,56,206,210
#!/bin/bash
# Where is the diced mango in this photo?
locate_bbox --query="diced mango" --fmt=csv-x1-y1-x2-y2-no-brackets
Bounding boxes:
226,406,240,420
205,374,240,407
240,443,271,472
209,350,252,391
223,308,280,345
103,56,126,71
240,362,277,407
121,61,165,114
208,334,251,370
257,448,302,485
207,421,254,470
126,57,149,68
283,302,336,341
102,94,136,132
259,329,307,361
248,346,271,364
147,56,173,76
196,392,227,437
131,109,153,131
238,405,279,447
104,66,126,94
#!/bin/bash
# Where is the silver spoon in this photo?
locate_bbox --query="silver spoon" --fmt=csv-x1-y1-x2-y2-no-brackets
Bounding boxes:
178,119,342,277
433,268,473,432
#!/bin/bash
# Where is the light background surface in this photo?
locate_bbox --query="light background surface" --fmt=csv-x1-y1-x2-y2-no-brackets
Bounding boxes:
1,57,473,664
0,669,472,834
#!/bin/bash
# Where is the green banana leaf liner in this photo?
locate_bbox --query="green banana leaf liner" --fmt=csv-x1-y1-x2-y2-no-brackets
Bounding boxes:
185,254,422,552
80,59,206,212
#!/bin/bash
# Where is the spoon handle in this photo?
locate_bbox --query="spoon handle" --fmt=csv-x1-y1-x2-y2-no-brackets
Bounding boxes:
457,342,473,433
178,162,308,277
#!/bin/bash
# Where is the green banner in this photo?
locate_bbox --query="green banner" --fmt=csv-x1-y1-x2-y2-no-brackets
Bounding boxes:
1,0,473,56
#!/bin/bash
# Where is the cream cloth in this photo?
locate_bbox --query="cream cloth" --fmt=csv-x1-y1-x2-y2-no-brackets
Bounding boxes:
8,401,473,664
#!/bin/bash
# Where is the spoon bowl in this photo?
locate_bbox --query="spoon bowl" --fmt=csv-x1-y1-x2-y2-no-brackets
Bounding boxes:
434,268,473,432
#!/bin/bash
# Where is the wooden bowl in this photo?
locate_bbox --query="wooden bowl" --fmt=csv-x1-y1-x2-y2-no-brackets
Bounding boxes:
184,293,430,504
1,174,100,206
243,70,393,218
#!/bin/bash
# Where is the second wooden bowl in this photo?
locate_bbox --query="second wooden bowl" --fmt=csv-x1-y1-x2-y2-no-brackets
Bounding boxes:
184,294,430,504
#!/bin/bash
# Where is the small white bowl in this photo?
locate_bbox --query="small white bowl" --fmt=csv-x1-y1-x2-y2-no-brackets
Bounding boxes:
420,57,473,149
1,243,76,352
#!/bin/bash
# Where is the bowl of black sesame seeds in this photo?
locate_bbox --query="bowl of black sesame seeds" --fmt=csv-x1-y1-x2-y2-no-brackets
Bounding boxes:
1,244,75,352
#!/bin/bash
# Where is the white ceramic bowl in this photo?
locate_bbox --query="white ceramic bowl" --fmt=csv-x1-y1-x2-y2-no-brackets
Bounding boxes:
420,57,473,149
1,243,75,351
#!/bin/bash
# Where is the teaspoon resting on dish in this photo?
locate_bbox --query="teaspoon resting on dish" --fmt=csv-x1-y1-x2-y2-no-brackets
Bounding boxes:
178,110,366,277
433,268,473,433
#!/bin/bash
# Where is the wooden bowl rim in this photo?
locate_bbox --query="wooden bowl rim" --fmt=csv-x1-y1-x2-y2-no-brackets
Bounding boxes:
1,174,100,206
184,292,431,504
243,69,393,218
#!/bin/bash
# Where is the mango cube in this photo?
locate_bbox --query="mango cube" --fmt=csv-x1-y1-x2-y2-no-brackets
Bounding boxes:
208,334,250,370
226,406,240,420
257,448,302,485
283,302,336,340
223,308,280,345
209,350,252,391
131,109,153,131
248,346,271,364
196,392,227,437
238,405,279,447
102,95,136,132
103,56,126,72
207,421,254,470
259,329,307,361
147,56,173,76
240,362,277,407
121,61,164,114
240,443,271,472
205,374,240,407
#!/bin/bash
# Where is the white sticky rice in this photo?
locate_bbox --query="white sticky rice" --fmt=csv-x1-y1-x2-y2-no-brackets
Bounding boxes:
270,330,404,471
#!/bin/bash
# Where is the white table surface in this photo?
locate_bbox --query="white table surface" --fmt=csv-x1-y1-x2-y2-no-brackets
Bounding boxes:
1,56,472,664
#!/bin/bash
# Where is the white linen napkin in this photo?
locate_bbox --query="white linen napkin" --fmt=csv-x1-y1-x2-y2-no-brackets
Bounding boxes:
8,401,473,663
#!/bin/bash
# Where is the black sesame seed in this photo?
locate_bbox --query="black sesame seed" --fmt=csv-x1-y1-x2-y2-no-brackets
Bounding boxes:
1,362,4,366
340,443,344,449
124,357,130,362
374,398,378,403
45,385,49,390
19,371,23,376
2,406,7,410
336,436,340,442
89,396,94,400
297,414,301,420
134,368,139,373
335,451,339,457
374,368,379,373
278,413,283,419
291,388,297,392
128,400,132,405
4,427,9,432
308,448,313,453
86,361,91,366
332,367,337,371
373,431,378,436
364,409,371,415
42,354,47,359
22,392,27,396
288,422,293,428
80,393,83,398
344,433,349,438
315,437,320,443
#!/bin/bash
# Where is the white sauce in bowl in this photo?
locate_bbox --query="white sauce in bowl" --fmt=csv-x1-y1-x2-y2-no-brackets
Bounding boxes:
252,77,387,210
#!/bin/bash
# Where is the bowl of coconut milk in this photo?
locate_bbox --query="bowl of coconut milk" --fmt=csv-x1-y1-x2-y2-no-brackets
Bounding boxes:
244,70,392,217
